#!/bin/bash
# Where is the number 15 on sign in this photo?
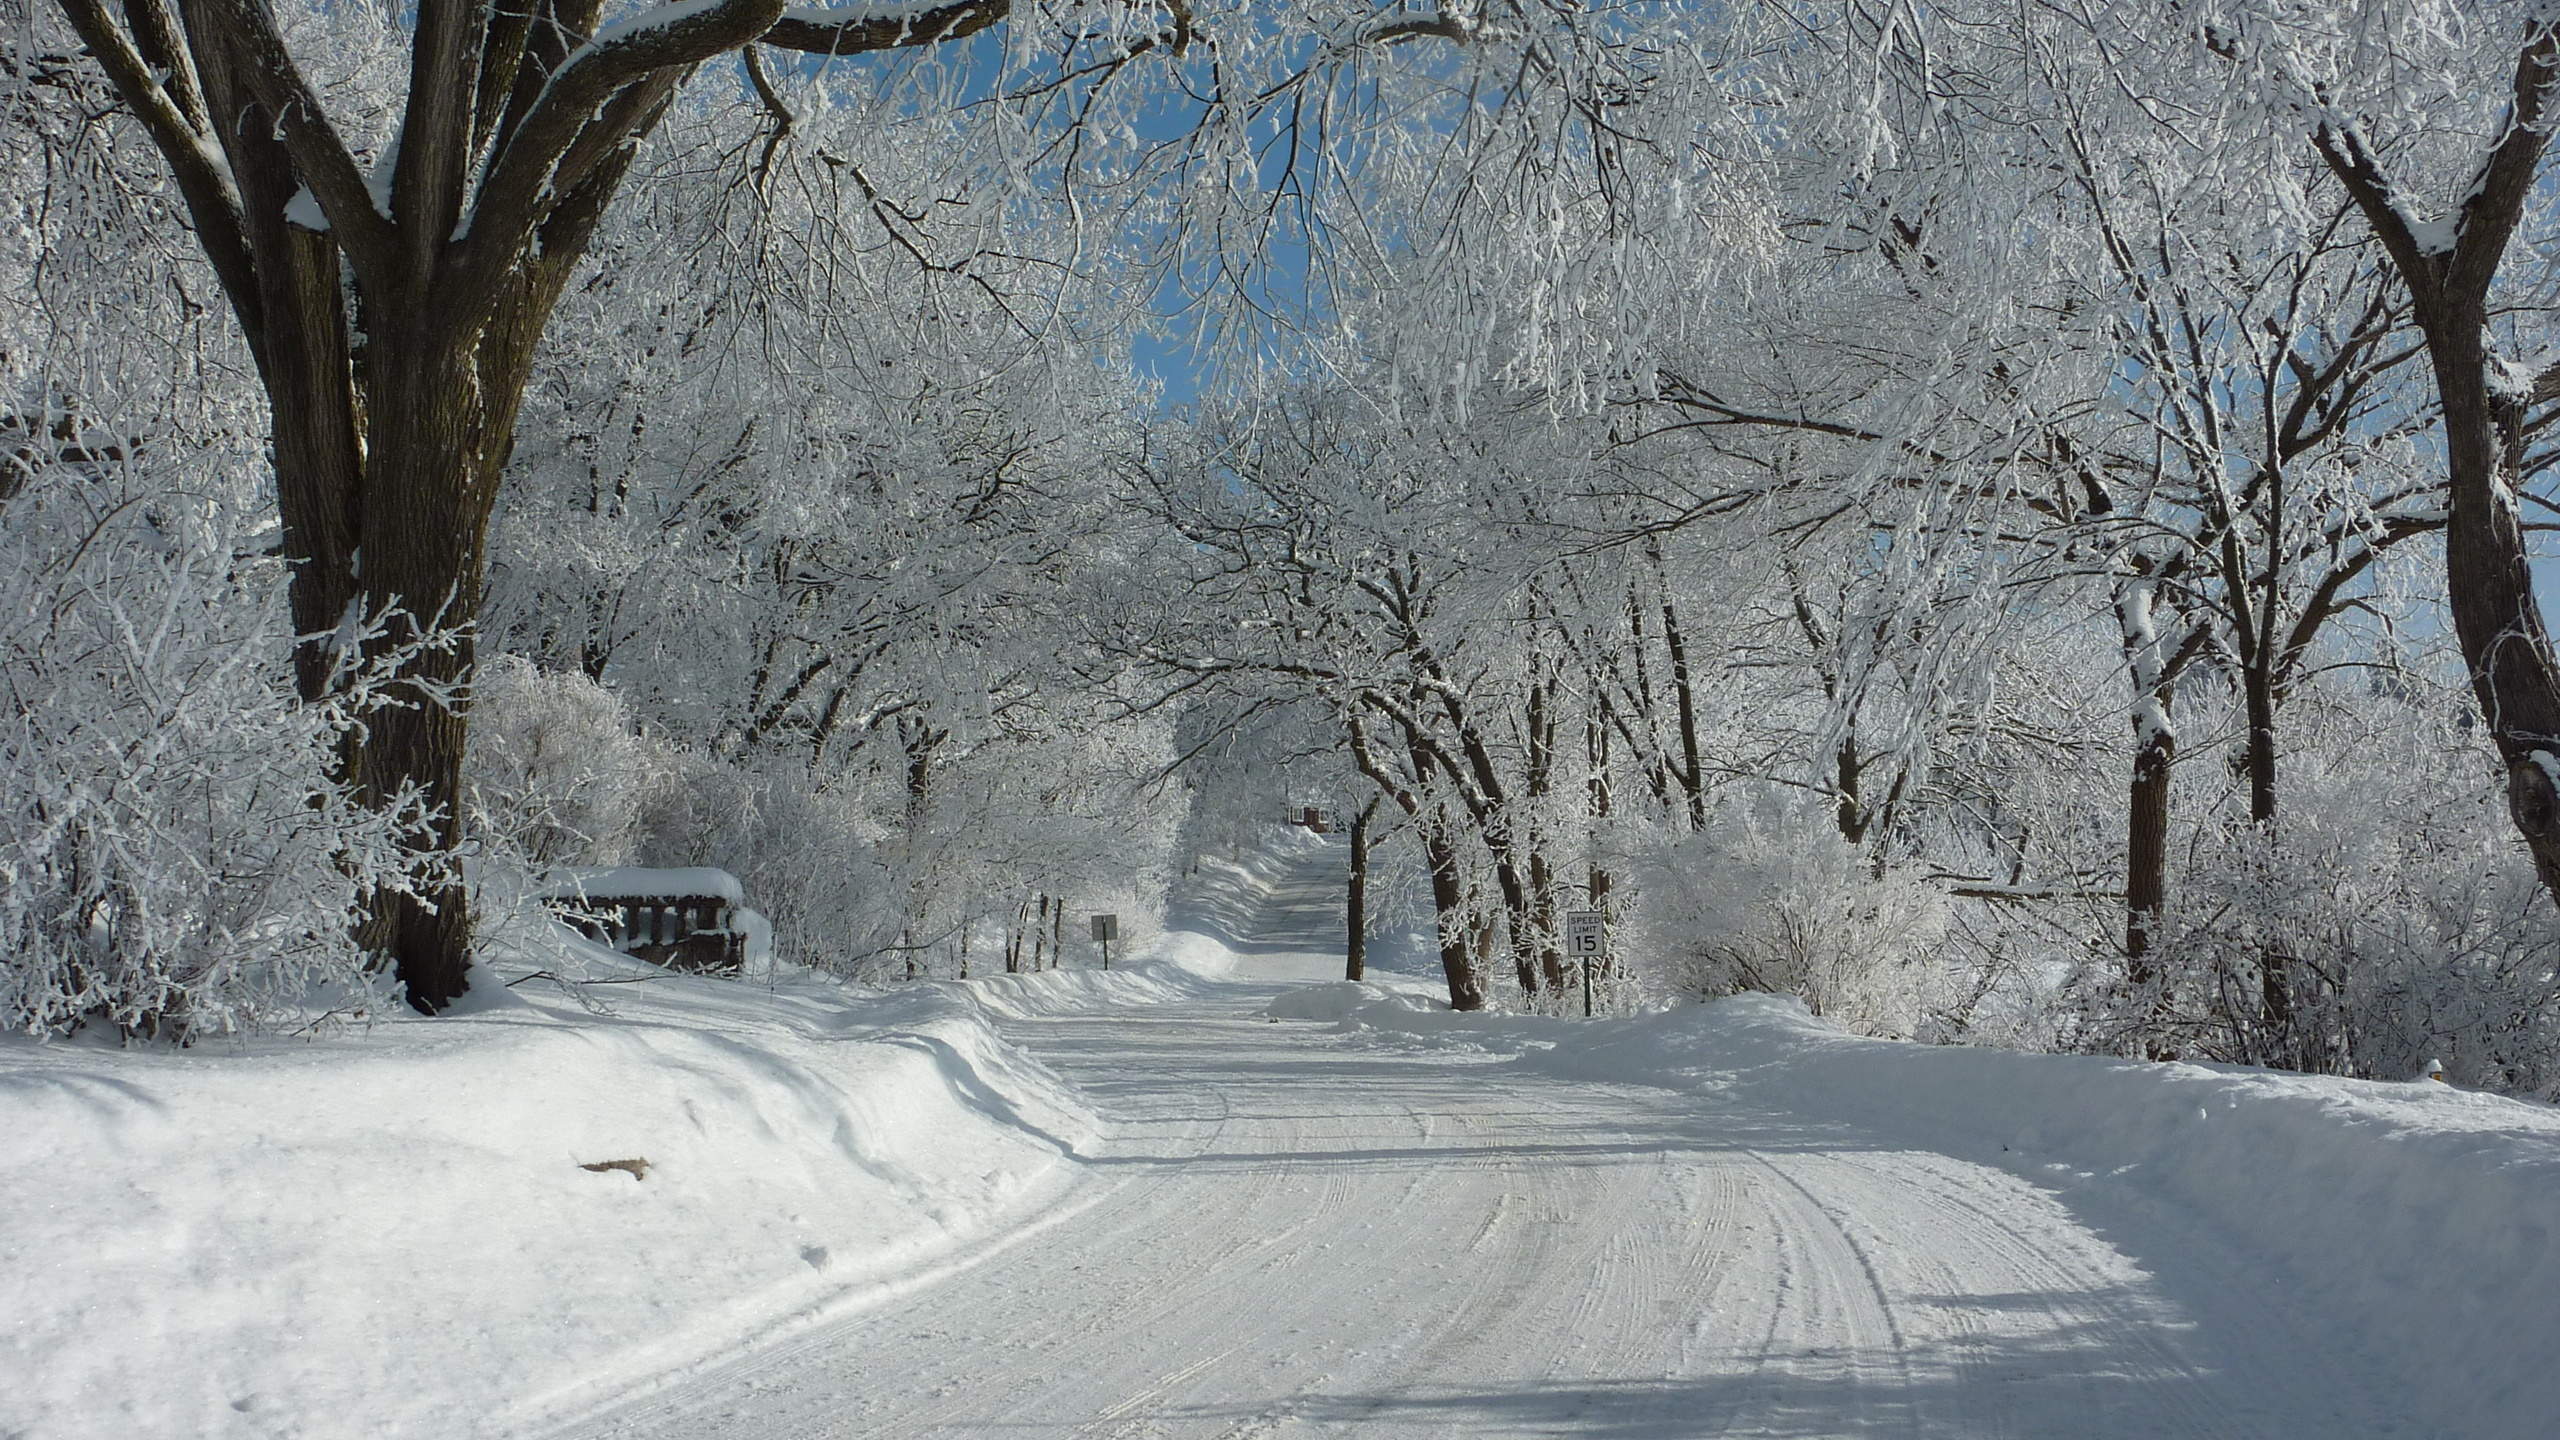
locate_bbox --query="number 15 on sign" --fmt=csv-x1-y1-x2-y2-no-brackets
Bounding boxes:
1564,910,1606,1017
1564,910,1606,957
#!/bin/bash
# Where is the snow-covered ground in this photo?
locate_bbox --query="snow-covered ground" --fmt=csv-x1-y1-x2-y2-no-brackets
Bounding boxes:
10,834,2560,1438
0,928,1192,1439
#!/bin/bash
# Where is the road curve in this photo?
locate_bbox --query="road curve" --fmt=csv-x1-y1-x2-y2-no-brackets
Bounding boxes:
551,846,2390,1439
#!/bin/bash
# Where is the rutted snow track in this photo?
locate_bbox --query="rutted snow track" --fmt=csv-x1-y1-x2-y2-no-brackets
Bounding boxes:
553,850,2399,1439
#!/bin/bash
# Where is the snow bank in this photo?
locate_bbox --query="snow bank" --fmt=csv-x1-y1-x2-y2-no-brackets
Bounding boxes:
951,953,1217,1019
1297,988,2560,1436
1264,979,1454,1022
1264,980,1376,1021
542,866,745,902
0,927,1109,1440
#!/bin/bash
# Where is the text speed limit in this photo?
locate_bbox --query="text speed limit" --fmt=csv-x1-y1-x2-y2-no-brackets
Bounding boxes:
1563,910,1607,958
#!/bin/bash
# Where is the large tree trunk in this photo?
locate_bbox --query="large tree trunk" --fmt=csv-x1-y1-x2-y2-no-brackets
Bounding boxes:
341,331,502,1004
2433,317,2560,899
1422,809,1484,1010
54,0,981,1014
2316,26,2560,908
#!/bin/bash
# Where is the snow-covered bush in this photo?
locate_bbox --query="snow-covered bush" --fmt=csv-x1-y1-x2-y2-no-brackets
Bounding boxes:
1628,799,1950,1037
0,446,431,1040
640,758,898,976
464,656,658,869
2095,714,2560,1096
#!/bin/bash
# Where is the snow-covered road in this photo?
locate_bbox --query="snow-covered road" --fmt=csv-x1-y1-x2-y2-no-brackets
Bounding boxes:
557,847,2399,1440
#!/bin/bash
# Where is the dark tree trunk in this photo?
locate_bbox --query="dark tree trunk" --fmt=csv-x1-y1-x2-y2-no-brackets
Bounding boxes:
1587,710,1613,996
2241,662,2278,826
2316,26,2560,907
1345,797,1377,981
1523,657,1566,991
1834,742,1867,845
1528,850,1564,992
2433,313,2560,897
1422,810,1483,1010
1660,588,1707,830
53,0,1030,1014
2124,711,2173,995
1494,855,1539,996
342,330,504,1005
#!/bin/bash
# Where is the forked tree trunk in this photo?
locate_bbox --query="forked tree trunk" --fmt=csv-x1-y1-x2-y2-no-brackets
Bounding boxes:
2316,27,2560,909
1349,710,1486,1010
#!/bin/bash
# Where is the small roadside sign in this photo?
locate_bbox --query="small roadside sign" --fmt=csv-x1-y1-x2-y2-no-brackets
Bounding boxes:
1091,913,1118,970
1563,910,1607,958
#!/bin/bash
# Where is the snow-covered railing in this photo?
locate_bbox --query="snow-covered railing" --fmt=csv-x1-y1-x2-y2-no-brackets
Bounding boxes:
542,867,753,974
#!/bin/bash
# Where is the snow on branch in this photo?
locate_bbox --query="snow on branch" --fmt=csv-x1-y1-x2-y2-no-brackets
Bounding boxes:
188,0,397,281
549,0,793,86
762,0,1016,54
761,0,1203,56
1364,12,1471,46
456,0,788,296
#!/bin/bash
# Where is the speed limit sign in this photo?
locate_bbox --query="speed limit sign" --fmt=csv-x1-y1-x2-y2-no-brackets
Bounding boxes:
1563,910,1607,957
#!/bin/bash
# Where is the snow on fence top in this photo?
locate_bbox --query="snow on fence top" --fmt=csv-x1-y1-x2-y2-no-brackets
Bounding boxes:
542,866,745,903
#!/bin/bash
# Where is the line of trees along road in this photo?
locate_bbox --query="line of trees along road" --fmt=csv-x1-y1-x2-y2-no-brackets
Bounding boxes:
14,2,2560,1089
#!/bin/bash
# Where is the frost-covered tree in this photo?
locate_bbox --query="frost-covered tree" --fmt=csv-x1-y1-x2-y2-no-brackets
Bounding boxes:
36,0,1702,1006
1,32,437,1039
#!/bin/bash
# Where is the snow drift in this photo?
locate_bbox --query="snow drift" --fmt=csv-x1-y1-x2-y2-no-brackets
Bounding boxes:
0,929,1200,1440
1285,983,2560,1437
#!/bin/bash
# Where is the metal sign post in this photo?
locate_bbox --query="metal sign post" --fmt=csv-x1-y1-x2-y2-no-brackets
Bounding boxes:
1563,909,1607,1017
1090,913,1119,970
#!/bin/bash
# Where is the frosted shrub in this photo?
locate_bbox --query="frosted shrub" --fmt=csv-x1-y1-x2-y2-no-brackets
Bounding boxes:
626,749,892,976
0,451,431,1040
2121,732,2560,1094
465,656,657,868
1630,799,1949,1037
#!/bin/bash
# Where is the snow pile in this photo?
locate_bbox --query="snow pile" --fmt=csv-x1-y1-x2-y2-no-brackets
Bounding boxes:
1264,978,1459,1024
1264,980,1377,1021
955,952,1220,1018
1291,986,2560,1435
543,866,747,902
0,926,1117,1440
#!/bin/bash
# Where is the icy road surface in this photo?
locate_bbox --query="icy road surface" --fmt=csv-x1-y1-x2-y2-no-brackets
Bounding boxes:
559,849,2401,1439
